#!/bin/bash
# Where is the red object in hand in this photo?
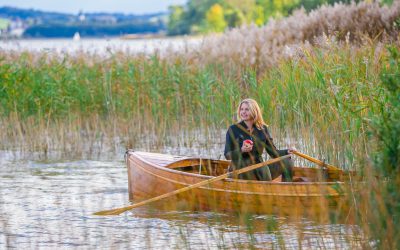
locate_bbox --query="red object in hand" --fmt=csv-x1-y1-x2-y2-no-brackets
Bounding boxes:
244,139,253,145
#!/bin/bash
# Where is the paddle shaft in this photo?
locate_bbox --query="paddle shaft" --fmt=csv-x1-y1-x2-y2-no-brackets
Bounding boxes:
94,154,291,216
292,150,340,171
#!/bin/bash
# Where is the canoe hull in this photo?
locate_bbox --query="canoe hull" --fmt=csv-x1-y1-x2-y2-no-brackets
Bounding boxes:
127,151,353,220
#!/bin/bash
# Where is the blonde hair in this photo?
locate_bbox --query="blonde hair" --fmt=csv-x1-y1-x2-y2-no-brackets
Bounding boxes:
236,98,266,130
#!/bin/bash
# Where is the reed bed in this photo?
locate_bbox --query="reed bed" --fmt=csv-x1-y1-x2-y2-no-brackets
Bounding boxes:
1,1,400,249
0,38,394,166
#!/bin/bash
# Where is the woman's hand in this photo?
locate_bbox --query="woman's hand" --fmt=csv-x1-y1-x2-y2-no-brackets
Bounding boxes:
287,147,297,154
241,140,253,153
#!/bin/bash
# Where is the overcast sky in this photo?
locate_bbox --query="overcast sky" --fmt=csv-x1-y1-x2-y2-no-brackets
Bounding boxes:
0,0,188,15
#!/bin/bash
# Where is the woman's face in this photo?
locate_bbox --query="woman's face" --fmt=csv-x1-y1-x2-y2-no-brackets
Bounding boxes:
240,102,253,121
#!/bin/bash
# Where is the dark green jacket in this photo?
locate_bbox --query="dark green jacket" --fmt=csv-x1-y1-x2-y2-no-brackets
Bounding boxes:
224,121,291,180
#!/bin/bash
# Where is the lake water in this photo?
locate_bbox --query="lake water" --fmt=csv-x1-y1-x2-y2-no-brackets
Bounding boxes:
0,37,201,55
0,149,363,249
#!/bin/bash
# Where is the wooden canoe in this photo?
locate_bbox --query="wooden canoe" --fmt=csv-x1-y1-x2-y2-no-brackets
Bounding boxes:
126,150,355,220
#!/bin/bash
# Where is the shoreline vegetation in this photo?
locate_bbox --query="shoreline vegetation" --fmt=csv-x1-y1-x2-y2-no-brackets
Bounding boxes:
1,1,400,249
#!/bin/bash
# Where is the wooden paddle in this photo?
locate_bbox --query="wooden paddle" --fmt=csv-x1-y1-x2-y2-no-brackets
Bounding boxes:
94,154,291,216
292,150,341,171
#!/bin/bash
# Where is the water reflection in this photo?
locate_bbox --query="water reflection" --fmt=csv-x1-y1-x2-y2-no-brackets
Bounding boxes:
0,151,362,249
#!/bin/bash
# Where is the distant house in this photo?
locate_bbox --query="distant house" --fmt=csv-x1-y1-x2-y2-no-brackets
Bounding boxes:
92,15,117,24
9,27,24,37
0,18,10,36
78,13,86,22
0,17,26,38
7,18,26,37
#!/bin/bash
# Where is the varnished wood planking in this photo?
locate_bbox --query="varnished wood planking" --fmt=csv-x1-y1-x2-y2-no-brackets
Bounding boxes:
126,151,354,220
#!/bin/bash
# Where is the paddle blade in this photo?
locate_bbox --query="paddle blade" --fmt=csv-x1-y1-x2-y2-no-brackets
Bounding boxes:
93,206,132,216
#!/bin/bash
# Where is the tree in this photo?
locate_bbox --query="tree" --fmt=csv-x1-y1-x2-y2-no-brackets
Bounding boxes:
205,4,227,32
256,0,300,20
167,5,187,35
253,5,265,25
224,8,246,27
225,0,258,24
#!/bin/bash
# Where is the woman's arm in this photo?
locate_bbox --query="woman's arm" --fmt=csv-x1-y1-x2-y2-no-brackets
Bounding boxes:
263,127,288,158
224,127,242,161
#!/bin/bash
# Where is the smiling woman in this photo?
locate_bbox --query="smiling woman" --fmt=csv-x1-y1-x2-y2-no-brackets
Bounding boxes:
224,98,294,181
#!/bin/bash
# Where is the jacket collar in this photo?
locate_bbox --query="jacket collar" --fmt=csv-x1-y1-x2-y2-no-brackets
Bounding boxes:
238,120,259,132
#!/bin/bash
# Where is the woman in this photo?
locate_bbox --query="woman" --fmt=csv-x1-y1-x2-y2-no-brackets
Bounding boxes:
224,98,294,181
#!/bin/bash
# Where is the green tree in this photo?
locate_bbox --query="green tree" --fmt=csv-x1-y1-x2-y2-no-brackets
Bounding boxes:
224,8,246,27
205,4,227,32
256,0,300,20
253,5,265,25
185,0,222,34
167,5,187,35
225,0,258,24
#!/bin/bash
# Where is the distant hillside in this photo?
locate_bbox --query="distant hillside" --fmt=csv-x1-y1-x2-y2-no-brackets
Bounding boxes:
0,6,75,22
24,21,165,38
0,6,167,38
